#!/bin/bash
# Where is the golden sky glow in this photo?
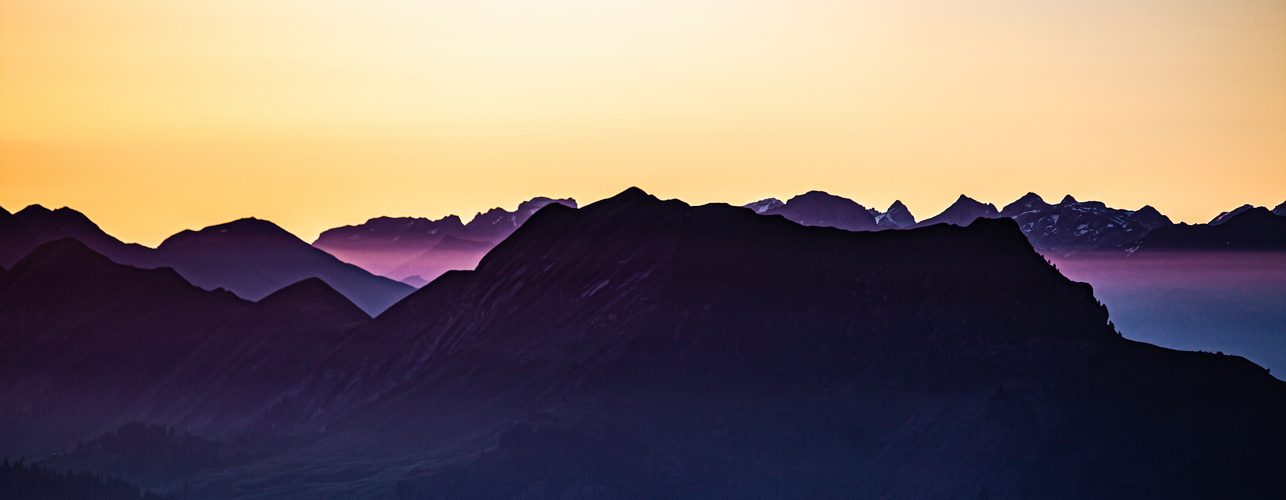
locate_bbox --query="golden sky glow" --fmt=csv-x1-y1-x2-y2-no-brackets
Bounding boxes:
3,0,1284,246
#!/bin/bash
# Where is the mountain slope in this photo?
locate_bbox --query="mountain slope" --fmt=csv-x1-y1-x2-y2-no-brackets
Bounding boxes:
1135,207,1286,252
1210,204,1254,225
0,240,368,456
274,187,1285,499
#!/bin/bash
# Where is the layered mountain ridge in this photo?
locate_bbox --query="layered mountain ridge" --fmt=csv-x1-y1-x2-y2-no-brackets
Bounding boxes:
1,189,1284,498
0,209,412,315
313,197,576,286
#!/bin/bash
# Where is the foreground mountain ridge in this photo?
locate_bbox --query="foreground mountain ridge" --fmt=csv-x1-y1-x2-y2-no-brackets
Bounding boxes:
267,187,1282,498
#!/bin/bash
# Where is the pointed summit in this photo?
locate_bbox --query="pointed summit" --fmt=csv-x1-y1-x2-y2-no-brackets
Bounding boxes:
1000,192,1051,218
917,195,999,228
613,187,656,202
743,198,785,214
880,200,916,228
1059,194,1078,205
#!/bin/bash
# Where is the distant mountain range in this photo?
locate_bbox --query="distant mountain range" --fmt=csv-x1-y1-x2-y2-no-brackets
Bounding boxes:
1135,206,1286,252
746,192,1286,256
2,188,1282,498
312,197,576,286
0,206,411,315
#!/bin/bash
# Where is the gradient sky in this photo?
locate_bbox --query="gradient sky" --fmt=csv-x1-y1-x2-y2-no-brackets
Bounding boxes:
2,0,1284,246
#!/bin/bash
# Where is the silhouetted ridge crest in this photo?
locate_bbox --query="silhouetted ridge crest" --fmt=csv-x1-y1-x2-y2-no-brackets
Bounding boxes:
158,217,298,249
1137,206,1286,252
1000,192,1051,217
600,186,658,205
761,190,880,231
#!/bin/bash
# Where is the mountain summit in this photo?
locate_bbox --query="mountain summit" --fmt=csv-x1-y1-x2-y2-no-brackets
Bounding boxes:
760,190,880,231
915,194,1000,227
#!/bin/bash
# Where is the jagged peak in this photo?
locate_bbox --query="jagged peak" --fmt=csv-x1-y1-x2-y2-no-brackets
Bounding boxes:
1059,194,1078,205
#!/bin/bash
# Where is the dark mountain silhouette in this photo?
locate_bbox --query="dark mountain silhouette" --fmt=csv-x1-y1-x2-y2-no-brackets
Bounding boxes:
915,194,999,227
1210,204,1254,225
742,197,784,214
740,192,1170,256
760,190,881,231
1000,193,1172,256
313,197,576,285
1135,207,1286,252
1275,200,1286,216
150,217,412,315
3,189,1285,498
0,206,411,315
0,205,152,268
0,239,367,457
250,187,1283,498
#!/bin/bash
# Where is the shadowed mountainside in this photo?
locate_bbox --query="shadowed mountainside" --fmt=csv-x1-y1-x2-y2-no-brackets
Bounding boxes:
2,189,1284,498
1134,206,1286,252
261,188,1284,498
0,239,368,457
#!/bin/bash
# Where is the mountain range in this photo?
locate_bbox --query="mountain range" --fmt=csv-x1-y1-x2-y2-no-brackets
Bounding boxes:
1,188,1283,498
0,206,411,315
312,197,576,286
746,191,1286,257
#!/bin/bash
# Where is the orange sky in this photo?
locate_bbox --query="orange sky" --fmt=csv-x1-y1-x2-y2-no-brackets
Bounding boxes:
2,0,1284,246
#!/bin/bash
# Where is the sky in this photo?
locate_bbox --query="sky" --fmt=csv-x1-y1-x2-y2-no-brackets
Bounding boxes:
2,0,1284,246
